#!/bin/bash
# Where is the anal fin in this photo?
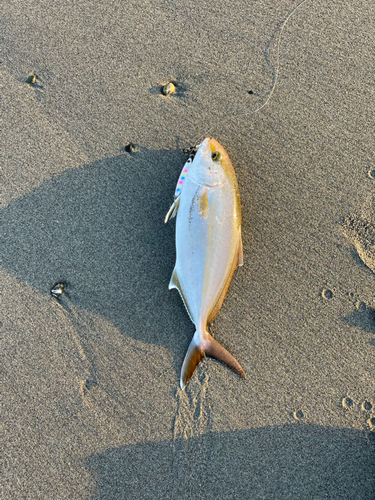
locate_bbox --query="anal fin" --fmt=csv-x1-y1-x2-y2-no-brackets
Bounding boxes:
169,267,180,291
169,269,194,322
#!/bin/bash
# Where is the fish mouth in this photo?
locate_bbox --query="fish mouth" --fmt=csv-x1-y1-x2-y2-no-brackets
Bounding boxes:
193,138,212,164
190,138,225,187
197,138,211,156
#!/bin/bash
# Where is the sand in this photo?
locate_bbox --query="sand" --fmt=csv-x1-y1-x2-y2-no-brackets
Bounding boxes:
1,0,375,498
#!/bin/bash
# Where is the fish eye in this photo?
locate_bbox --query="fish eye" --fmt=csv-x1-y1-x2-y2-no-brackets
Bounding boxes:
211,151,221,161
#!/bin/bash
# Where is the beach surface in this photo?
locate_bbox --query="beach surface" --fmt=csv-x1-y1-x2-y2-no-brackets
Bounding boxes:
1,0,375,498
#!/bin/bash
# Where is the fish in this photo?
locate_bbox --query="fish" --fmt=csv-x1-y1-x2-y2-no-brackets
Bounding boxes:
165,138,246,389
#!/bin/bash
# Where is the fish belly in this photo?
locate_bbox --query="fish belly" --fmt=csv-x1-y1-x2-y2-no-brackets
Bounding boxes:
174,178,239,327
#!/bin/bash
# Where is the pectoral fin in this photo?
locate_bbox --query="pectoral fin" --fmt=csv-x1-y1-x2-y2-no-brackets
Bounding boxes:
164,197,180,224
198,186,209,219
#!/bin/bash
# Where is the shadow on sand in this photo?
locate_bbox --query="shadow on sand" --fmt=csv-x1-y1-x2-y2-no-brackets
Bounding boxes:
86,424,375,500
343,303,375,336
1,148,195,365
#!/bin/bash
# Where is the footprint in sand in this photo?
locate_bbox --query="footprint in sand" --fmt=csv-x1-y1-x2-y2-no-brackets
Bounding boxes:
342,396,355,410
343,191,375,272
321,288,334,300
357,399,375,430
343,299,375,336
360,400,373,412
293,409,304,421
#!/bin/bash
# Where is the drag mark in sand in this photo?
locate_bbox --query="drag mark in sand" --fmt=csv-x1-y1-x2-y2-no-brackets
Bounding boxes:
53,295,103,419
172,370,212,441
343,190,375,273
171,370,212,495
58,302,135,431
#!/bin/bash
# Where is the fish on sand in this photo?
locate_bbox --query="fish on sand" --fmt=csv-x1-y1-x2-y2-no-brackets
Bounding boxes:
165,138,246,389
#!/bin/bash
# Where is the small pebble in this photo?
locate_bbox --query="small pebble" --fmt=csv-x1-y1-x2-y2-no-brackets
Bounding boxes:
125,142,139,153
51,282,65,298
162,82,175,95
25,73,36,85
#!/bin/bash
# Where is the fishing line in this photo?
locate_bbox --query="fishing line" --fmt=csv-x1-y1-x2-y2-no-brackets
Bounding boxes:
128,1,310,170
202,0,310,141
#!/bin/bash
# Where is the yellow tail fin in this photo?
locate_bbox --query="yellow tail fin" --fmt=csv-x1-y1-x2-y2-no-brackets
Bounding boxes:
180,333,246,389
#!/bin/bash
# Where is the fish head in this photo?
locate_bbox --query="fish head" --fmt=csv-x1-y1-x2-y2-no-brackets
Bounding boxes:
189,138,229,187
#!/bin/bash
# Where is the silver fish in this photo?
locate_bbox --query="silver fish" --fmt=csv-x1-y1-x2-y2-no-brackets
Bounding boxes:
165,138,245,389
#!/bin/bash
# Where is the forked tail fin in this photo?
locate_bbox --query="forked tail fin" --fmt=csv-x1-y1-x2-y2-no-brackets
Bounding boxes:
180,332,246,389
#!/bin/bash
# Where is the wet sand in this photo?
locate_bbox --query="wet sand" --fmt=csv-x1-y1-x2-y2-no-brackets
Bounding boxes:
1,0,375,498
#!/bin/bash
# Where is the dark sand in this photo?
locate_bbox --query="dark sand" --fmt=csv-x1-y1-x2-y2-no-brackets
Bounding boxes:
1,0,375,498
